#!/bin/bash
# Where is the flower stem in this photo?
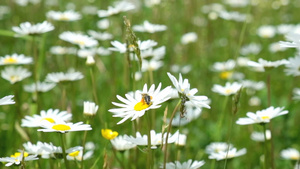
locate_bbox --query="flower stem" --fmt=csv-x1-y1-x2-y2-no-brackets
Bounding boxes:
59,133,70,169
262,124,268,169
89,68,99,105
146,111,153,169
80,120,89,169
216,96,229,141
163,100,181,169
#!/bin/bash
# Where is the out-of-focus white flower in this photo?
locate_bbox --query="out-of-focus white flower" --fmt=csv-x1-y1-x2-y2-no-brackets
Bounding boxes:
98,1,135,17
0,53,33,65
24,81,56,93
248,96,261,106
46,10,81,21
257,25,276,38
285,54,300,76
59,31,98,49
109,40,157,53
212,82,242,96
111,135,137,151
281,148,300,160
14,0,40,6
97,47,112,56
171,64,192,74
250,130,271,142
97,19,110,29
50,46,77,55
133,20,167,33
86,55,95,65
181,32,198,44
240,43,261,55
205,142,233,154
211,59,236,72
209,148,247,161
175,133,187,146
269,42,287,53
141,59,163,72
223,0,249,7
12,21,54,36
77,48,97,58
124,130,179,149
218,10,249,22
247,58,289,72
88,30,113,41
0,152,38,167
163,159,205,169
1,66,31,84
293,88,300,101
0,95,15,106
237,57,250,67
46,69,84,83
280,32,300,49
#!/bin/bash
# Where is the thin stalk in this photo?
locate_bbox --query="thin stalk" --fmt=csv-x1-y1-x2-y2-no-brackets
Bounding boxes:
262,124,268,169
59,133,70,169
80,120,89,169
89,68,99,105
146,111,153,169
223,110,236,169
110,143,125,169
61,84,67,109
210,159,216,169
163,100,181,169
216,96,229,141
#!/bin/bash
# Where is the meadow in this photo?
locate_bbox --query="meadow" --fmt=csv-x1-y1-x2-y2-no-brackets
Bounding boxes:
1,0,300,168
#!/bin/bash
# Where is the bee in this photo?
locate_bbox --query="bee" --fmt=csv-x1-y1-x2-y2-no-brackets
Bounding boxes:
141,93,152,105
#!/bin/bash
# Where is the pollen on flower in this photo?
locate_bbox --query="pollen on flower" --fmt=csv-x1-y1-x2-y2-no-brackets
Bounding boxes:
68,151,80,157
11,152,29,158
52,124,71,131
3,57,17,64
41,117,55,123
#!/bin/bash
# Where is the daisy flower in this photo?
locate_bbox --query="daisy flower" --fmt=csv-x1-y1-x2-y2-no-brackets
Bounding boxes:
211,59,236,72
0,53,33,65
50,46,77,55
23,141,54,159
59,31,98,49
46,10,82,21
257,25,276,38
285,54,300,76
174,133,187,146
250,130,271,142
208,147,247,161
205,142,233,154
247,58,288,72
98,1,135,17
21,109,72,127
45,68,84,83
109,40,157,54
87,30,113,41
39,142,62,157
281,148,300,160
292,88,300,101
0,152,38,167
66,146,93,161
145,0,161,7
0,95,15,106
280,32,300,49
97,19,110,29
109,83,171,124
167,72,210,110
124,130,179,149
38,121,92,133
168,103,203,126
133,20,167,33
181,32,198,44
83,101,98,116
141,59,164,72
12,21,54,36
170,64,192,74
212,82,242,96
1,66,31,84
110,135,137,151
240,43,261,56
163,159,205,169
23,81,56,93
236,106,288,125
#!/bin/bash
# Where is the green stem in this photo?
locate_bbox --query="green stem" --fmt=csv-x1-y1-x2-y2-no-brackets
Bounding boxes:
163,100,181,169
59,133,70,169
80,120,89,169
89,68,99,105
110,142,125,169
216,96,229,141
146,111,153,169
223,106,236,169
262,124,268,169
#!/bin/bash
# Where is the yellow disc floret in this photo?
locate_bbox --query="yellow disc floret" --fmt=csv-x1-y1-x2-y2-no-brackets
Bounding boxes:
52,124,71,131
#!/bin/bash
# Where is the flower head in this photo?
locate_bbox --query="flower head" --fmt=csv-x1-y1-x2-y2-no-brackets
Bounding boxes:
12,21,54,36
101,129,118,140
45,68,84,83
212,82,242,96
285,54,300,76
0,53,33,65
208,148,247,161
1,66,31,84
109,83,171,124
59,31,98,49
247,58,288,72
236,106,288,125
205,142,233,154
250,130,271,142
21,109,72,128
98,1,135,17
281,148,300,160
0,151,38,167
125,130,179,149
83,101,98,116
24,81,56,93
163,159,205,169
38,121,92,133
181,32,198,44
133,20,167,33
47,10,82,21
110,135,137,151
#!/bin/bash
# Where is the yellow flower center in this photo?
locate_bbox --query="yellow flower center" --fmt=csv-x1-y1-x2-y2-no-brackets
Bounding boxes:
291,155,299,160
52,124,71,131
3,57,17,64
101,129,118,140
74,40,85,46
261,116,270,120
134,96,152,111
220,71,233,79
225,89,233,95
10,76,20,83
41,117,55,123
59,14,70,21
11,152,28,158
68,151,80,157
